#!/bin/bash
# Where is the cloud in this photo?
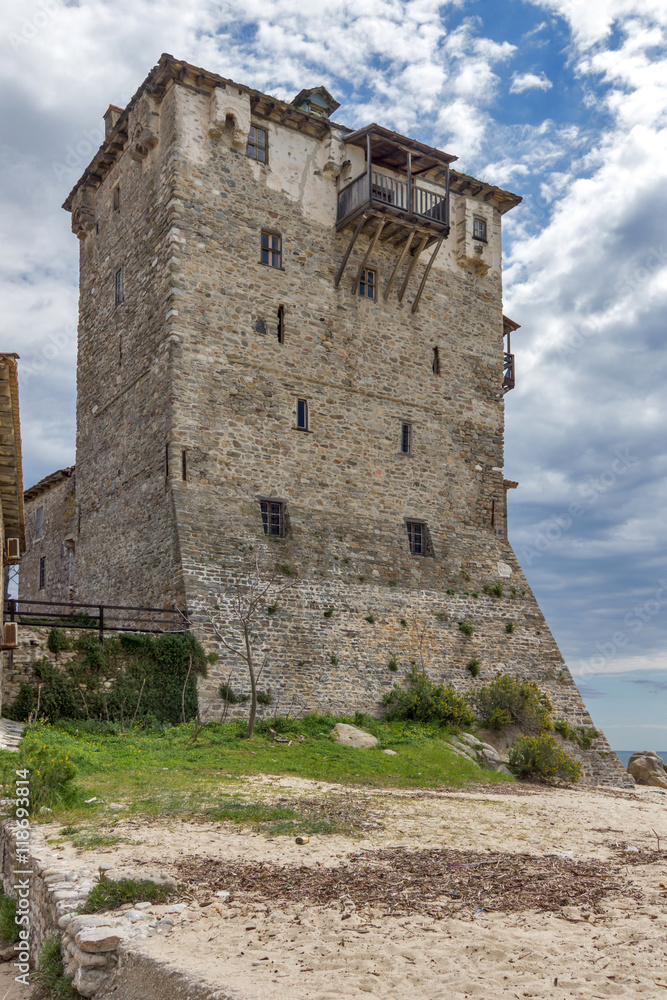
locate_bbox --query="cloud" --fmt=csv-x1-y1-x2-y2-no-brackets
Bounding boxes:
510,71,553,93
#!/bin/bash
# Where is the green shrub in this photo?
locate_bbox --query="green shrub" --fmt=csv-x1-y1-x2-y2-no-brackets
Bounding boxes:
30,934,79,1000
485,582,503,598
323,608,334,618
486,706,512,730
219,682,249,705
4,633,207,726
459,620,474,636
388,656,399,672
256,690,273,706
466,659,480,678
382,666,475,728
1,733,78,813
364,615,376,624
46,628,70,658
0,892,19,943
446,588,455,595
508,734,582,783
505,622,515,633
470,674,553,733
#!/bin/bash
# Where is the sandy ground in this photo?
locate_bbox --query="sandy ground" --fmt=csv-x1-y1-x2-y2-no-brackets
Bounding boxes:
25,777,667,998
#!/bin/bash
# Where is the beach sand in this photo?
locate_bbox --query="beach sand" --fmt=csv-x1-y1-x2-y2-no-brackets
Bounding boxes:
33,776,667,997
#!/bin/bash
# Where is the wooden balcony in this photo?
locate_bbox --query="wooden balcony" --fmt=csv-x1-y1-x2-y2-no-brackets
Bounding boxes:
334,125,457,311
337,168,450,238
336,124,454,245
503,316,520,393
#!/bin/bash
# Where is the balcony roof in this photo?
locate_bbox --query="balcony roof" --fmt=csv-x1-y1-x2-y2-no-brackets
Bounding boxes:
343,123,458,174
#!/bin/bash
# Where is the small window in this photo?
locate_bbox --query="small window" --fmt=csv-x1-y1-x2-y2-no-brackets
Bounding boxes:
247,126,267,163
406,521,425,556
473,217,487,242
296,399,308,430
261,230,281,268
181,449,187,481
277,305,284,344
260,500,284,537
432,346,440,376
114,265,124,306
39,556,46,590
35,505,44,540
113,186,120,210
401,423,412,454
359,268,376,299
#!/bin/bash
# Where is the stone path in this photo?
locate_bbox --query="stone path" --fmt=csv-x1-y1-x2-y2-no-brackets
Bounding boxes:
0,720,23,752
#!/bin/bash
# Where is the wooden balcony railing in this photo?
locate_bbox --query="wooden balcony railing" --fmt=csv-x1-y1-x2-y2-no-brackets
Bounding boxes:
503,352,516,393
337,169,449,230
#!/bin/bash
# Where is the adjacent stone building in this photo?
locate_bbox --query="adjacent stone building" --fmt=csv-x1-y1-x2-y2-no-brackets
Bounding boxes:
18,467,76,604
14,54,628,782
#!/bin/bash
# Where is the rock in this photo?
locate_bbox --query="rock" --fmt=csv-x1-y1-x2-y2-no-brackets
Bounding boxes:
73,966,110,998
332,724,378,748
627,751,667,788
460,733,483,747
0,946,16,962
67,915,118,937
77,951,109,968
75,927,128,953
382,749,398,755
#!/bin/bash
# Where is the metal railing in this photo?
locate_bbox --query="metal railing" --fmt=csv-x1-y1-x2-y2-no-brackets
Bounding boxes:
337,169,449,227
5,598,189,643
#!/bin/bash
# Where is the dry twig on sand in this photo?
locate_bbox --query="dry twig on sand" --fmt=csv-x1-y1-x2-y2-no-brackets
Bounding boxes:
176,846,642,918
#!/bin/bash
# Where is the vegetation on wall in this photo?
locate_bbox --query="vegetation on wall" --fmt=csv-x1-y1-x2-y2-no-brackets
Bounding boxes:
5,630,207,726
554,719,600,749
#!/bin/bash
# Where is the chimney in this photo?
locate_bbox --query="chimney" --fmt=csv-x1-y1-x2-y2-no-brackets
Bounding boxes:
103,104,124,139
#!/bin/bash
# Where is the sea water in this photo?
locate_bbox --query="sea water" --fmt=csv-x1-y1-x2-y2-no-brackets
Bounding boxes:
615,750,667,769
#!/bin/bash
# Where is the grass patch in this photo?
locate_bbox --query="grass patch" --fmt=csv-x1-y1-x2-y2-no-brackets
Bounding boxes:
0,892,19,944
0,715,512,827
81,873,173,913
70,831,126,850
29,934,79,1000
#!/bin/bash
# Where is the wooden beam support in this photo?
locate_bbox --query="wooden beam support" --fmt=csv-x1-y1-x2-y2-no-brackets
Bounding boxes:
411,238,443,314
352,219,386,295
334,214,368,287
397,235,427,302
384,231,414,300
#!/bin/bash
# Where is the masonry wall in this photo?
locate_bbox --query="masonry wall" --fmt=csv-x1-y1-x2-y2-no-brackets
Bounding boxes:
73,82,184,610
19,474,76,605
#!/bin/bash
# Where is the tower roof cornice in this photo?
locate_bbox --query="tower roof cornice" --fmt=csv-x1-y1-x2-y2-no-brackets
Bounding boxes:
63,53,521,215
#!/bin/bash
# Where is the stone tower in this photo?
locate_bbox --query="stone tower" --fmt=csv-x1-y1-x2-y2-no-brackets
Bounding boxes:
61,54,628,783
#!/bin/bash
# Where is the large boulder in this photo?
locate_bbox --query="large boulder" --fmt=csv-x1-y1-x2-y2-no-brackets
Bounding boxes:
627,751,667,788
332,724,378,748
